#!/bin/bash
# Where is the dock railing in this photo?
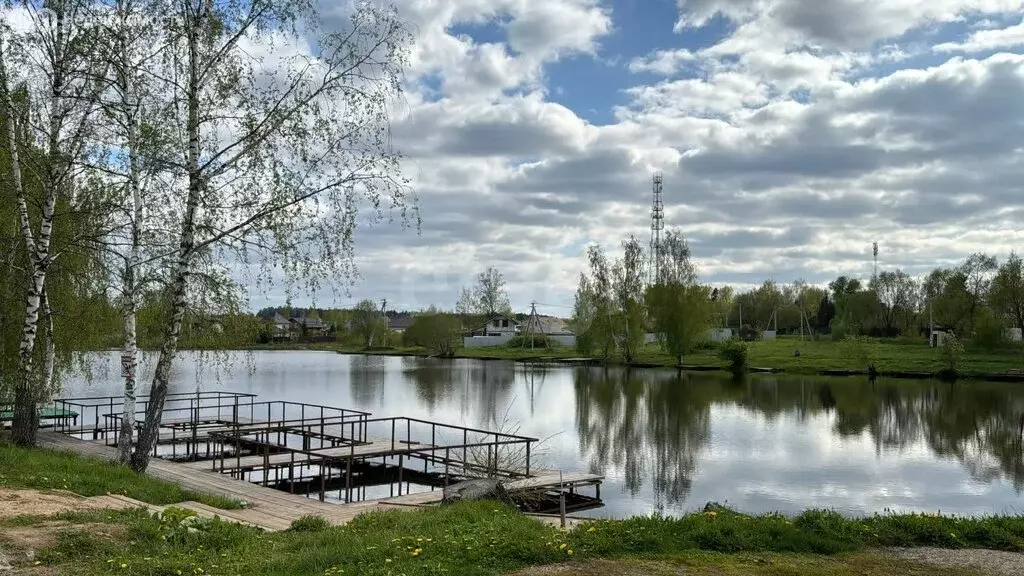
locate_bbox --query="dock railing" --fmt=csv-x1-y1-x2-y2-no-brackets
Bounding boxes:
52,391,259,438
207,415,538,502
100,400,371,458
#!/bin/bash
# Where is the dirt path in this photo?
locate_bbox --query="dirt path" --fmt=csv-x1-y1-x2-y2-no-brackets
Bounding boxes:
0,488,136,575
0,488,132,520
882,547,1024,576
509,551,1008,575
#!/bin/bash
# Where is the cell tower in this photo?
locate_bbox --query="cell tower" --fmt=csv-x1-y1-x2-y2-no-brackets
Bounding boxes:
872,241,879,281
649,173,664,285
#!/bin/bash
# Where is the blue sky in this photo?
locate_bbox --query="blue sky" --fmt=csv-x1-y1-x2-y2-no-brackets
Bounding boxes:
248,0,1024,315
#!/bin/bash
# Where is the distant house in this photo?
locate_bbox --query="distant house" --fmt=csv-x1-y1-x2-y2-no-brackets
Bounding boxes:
271,313,291,341
468,313,519,337
290,314,329,338
388,314,414,334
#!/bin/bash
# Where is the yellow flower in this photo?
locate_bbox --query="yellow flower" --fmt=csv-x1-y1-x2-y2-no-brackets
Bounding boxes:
411,548,422,557
567,550,574,556
120,563,128,569
559,543,567,550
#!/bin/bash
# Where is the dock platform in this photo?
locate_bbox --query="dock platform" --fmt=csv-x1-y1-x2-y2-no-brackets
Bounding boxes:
37,391,603,528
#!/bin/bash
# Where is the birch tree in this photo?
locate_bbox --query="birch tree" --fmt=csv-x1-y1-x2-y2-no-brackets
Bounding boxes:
93,0,168,464
128,0,413,472
1,0,108,445
612,236,646,363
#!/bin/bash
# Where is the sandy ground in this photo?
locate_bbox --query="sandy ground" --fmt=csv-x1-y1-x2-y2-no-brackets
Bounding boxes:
883,547,1024,576
0,488,131,520
0,488,133,575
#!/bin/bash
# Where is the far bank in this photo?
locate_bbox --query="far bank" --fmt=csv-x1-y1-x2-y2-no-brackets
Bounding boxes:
241,336,1024,382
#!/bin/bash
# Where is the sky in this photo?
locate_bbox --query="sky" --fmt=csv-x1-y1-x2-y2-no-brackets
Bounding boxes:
251,0,1024,316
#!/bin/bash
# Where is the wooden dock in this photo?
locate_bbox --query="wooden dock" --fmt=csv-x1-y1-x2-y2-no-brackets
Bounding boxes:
37,431,603,531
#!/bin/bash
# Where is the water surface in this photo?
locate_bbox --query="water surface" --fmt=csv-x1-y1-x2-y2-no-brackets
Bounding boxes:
62,350,1024,518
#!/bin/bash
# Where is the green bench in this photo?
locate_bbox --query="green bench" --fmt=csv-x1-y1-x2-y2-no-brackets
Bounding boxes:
0,407,79,427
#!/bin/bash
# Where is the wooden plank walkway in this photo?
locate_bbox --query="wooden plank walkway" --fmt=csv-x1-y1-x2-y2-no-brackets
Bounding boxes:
36,431,603,531
377,471,604,507
182,440,435,472
36,431,359,530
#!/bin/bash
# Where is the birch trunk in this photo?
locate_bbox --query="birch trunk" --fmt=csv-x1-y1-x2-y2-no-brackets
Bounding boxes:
130,18,202,472
0,37,40,443
115,13,145,465
41,289,55,393
117,175,142,464
5,4,67,444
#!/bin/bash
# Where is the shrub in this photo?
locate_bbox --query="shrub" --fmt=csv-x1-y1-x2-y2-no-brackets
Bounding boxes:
738,324,758,341
840,335,878,376
938,333,965,380
829,319,849,342
506,333,558,349
718,340,748,374
693,339,719,352
403,313,461,356
972,309,1008,350
289,515,331,532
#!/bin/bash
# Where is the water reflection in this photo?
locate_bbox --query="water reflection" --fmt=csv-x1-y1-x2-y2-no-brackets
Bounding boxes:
573,368,1024,509
59,351,1024,516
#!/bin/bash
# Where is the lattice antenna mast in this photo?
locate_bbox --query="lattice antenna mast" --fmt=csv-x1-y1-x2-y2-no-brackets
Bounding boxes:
872,242,879,281
649,173,664,286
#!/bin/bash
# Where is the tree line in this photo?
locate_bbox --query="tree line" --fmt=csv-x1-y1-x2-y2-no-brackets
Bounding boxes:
0,0,414,472
570,230,1024,364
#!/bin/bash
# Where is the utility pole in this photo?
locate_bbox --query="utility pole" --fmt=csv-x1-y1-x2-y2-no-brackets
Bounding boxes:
369,298,387,348
521,302,542,349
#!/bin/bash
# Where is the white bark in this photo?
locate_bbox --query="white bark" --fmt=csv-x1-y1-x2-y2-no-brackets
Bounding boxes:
111,0,147,465
1,34,46,444
3,1,107,444
131,14,203,472
41,289,55,394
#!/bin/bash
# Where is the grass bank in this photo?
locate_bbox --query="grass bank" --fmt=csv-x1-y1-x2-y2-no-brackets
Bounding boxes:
7,500,1024,575
3,446,1022,575
251,337,1024,379
0,443,240,509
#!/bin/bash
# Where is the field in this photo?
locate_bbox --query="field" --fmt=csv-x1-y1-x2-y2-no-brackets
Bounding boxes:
3,445,1023,575
256,336,1024,378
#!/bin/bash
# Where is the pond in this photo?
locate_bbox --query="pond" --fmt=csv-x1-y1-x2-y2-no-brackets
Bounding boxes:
61,350,1024,519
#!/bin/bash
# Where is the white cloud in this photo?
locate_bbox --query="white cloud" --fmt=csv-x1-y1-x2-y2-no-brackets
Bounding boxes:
935,18,1024,51
628,48,699,75
245,0,1024,312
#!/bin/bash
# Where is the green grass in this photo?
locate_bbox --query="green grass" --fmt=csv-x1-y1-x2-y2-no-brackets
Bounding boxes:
0,443,241,509
18,500,1024,575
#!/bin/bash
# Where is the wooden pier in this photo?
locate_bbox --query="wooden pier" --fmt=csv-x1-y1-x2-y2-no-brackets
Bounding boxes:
39,392,604,529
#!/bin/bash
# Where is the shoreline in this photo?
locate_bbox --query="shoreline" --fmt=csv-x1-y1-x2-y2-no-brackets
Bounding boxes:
238,342,1024,383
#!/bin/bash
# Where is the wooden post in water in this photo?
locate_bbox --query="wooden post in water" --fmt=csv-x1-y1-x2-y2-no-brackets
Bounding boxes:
345,457,352,503
559,471,566,529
